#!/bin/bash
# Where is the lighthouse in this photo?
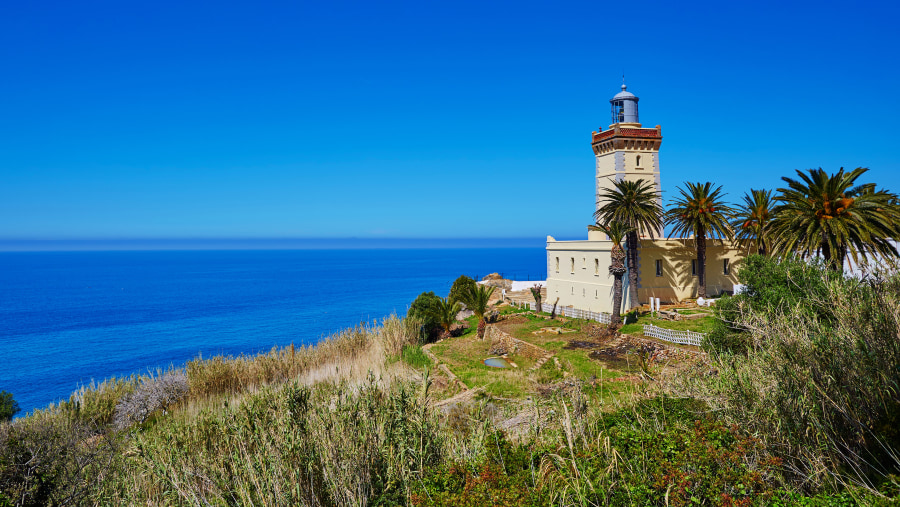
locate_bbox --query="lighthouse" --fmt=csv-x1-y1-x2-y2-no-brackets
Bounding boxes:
591,83,663,221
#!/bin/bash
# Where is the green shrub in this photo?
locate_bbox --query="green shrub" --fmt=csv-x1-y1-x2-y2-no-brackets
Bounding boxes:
706,255,841,354
0,392,20,422
692,266,900,491
408,291,443,341
448,275,477,306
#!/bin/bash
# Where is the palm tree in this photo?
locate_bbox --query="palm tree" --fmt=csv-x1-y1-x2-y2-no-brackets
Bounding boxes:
434,297,461,339
731,189,774,255
465,284,495,339
770,167,900,271
664,182,735,299
588,222,633,326
594,179,664,309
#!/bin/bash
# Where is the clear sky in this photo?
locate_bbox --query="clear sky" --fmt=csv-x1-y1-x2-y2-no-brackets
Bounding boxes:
2,0,898,246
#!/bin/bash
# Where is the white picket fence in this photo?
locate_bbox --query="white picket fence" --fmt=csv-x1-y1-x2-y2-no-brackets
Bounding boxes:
642,324,705,347
522,302,611,325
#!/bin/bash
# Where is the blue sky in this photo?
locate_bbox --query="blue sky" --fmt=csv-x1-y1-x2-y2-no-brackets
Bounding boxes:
2,0,898,246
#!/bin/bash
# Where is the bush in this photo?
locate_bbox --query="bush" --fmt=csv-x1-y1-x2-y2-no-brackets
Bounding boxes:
691,266,900,491
448,275,477,306
706,255,840,354
408,291,443,341
113,371,189,430
0,415,119,506
0,392,20,422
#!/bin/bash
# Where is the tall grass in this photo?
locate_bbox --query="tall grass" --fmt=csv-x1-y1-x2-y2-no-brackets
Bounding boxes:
685,267,900,492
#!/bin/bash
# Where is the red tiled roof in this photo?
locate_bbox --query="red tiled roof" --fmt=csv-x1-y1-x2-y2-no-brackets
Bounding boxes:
592,128,662,143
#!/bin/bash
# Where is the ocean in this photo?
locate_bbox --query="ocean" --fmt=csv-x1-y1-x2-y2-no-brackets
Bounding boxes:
0,248,545,416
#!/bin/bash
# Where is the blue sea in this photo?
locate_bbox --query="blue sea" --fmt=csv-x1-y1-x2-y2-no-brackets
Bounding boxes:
0,248,545,416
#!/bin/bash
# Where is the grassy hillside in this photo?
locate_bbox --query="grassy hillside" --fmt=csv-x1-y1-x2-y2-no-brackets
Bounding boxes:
1,257,899,506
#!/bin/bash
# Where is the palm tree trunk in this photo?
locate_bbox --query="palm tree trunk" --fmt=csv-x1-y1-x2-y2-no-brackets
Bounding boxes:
611,274,624,326
821,240,842,271
625,231,640,309
697,233,707,298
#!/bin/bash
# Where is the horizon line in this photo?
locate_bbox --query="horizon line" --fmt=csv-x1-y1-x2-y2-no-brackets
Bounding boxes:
0,236,564,252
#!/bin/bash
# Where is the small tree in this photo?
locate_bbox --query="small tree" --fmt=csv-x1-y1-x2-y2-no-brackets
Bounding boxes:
465,284,495,339
448,275,477,306
0,391,21,421
589,222,633,326
528,284,543,312
408,291,443,341
434,297,462,339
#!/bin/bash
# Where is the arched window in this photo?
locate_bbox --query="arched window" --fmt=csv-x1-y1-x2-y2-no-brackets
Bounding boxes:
636,155,642,168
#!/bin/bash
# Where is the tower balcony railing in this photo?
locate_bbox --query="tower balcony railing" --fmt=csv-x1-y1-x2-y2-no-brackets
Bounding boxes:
592,126,662,143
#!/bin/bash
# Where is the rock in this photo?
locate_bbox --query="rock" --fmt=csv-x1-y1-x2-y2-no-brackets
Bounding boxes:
483,273,503,280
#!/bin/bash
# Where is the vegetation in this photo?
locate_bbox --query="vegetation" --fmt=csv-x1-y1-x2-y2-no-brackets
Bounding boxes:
594,178,664,309
665,181,735,298
590,221,632,326
464,284,495,339
408,291,443,341
690,259,900,493
448,275,477,306
732,188,774,255
0,393,19,422
434,296,461,338
4,259,900,505
528,284,542,310
770,167,900,271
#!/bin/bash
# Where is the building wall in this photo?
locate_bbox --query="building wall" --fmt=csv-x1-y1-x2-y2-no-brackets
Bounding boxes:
636,238,745,303
545,235,616,312
595,149,661,207
546,236,747,311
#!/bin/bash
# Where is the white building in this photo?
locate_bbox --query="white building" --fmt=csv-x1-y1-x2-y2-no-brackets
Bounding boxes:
546,84,744,312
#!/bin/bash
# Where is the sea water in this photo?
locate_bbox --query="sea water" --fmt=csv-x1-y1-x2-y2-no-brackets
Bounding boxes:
0,248,545,415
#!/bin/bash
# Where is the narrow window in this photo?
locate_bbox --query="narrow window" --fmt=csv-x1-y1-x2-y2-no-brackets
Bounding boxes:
555,257,559,272
692,259,697,276
723,258,730,275
655,259,663,277
594,258,599,275
570,258,575,273
571,286,574,294
582,257,586,269
582,288,585,297
595,290,598,299
636,154,642,168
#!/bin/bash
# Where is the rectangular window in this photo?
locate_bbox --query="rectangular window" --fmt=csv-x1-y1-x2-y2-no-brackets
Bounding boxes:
724,258,730,275
655,259,663,277
582,257,586,269
570,258,575,273
692,259,697,276
555,257,559,272
595,289,598,299
594,258,599,275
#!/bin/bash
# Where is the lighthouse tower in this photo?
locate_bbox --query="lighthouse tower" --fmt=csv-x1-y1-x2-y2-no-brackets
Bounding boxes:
592,83,663,225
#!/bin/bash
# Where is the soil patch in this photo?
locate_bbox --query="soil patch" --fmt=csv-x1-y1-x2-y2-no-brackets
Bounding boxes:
563,340,602,350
